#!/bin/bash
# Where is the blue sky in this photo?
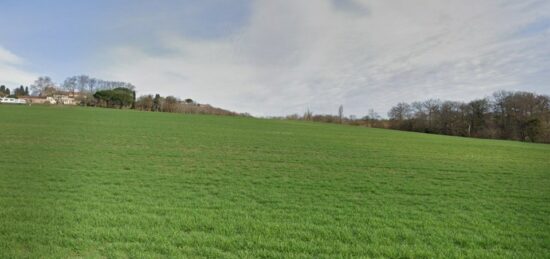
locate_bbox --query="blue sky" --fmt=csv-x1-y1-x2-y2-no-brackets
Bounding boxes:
0,0,251,80
1,0,549,116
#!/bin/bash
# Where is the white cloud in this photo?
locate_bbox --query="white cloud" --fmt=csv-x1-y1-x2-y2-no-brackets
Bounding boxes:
0,46,36,87
97,0,550,116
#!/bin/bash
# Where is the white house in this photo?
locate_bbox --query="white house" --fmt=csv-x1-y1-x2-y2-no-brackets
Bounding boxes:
0,97,26,104
53,95,75,105
46,96,57,104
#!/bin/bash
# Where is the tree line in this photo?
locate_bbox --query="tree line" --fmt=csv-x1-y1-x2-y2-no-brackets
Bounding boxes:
26,75,135,105
387,91,550,143
0,85,29,97
283,91,550,143
134,94,244,116
3,75,246,116
94,90,244,116
4,76,548,143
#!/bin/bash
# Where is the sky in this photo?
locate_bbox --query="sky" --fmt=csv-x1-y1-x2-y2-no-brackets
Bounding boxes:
1,0,549,117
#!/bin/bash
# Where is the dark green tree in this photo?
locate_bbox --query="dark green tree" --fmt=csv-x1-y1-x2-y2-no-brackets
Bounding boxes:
153,94,161,112
131,91,136,109
93,87,134,108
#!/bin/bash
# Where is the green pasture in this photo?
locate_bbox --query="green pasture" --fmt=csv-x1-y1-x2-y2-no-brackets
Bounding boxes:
0,105,548,258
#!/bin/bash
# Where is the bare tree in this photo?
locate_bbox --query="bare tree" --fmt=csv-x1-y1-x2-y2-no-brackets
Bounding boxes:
388,102,412,121
423,99,441,132
438,101,466,135
30,76,55,96
385,91,550,143
76,75,90,93
467,98,490,137
62,76,77,95
88,78,97,93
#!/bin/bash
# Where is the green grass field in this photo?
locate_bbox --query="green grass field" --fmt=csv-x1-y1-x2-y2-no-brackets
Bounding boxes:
1,105,549,258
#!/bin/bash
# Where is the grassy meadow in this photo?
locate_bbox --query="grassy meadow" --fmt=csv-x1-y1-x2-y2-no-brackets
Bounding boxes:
0,105,549,258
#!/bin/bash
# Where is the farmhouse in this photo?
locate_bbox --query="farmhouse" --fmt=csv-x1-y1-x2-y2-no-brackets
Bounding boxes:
22,96,56,104
21,94,77,105
53,94,76,105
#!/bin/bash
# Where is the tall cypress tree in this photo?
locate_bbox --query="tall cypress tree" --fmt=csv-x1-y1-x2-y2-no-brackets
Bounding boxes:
131,91,136,109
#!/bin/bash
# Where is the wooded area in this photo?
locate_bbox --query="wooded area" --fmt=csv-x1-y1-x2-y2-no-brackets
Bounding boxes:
283,91,550,143
387,91,550,143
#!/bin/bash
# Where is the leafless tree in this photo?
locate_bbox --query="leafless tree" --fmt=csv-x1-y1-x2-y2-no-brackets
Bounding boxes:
423,99,441,131
76,75,90,93
62,77,77,95
30,76,56,96
388,102,411,121
88,78,97,93
386,91,550,143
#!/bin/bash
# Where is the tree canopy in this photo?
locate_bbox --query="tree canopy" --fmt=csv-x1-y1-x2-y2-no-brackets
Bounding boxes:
93,87,134,108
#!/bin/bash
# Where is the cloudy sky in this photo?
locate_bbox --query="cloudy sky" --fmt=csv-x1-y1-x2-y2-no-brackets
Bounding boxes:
1,0,549,116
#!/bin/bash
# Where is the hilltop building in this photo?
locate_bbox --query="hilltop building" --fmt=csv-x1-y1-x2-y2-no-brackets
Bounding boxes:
21,94,77,105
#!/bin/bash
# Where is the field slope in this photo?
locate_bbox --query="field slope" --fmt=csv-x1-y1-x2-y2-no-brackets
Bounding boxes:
1,105,549,258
